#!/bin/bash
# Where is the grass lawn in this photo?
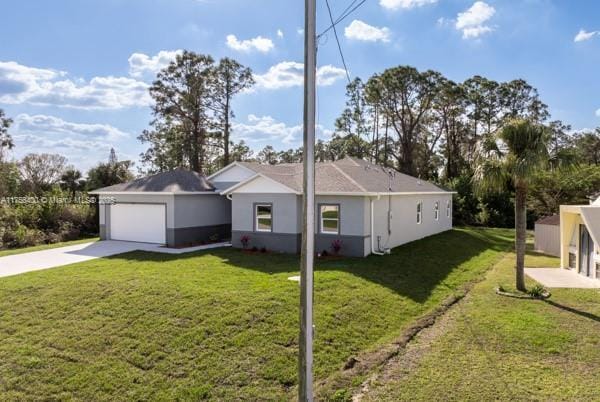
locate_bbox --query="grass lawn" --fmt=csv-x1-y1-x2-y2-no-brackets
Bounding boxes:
363,249,600,400
0,228,512,400
0,237,99,257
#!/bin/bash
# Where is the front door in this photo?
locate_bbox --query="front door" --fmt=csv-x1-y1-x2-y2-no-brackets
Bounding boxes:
579,225,594,278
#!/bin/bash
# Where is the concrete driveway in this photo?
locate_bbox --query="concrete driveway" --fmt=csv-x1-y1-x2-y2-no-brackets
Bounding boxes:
0,240,232,278
525,268,600,289
0,241,150,278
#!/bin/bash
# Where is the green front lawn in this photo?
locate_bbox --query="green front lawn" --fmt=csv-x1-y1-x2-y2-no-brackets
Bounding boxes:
0,228,511,400
363,249,600,400
0,237,99,257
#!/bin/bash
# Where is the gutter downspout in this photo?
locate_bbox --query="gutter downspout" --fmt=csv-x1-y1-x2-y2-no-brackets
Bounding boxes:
371,195,385,256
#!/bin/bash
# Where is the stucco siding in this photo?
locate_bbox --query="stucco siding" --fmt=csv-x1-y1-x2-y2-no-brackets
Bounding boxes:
232,193,301,234
534,223,560,257
370,193,453,252
231,191,452,256
173,194,231,228
314,195,368,236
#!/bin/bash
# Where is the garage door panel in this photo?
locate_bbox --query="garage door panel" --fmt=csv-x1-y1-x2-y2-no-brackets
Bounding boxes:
110,204,166,244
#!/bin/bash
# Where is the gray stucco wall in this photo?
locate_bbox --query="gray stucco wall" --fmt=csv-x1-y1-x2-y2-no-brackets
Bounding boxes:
173,194,231,228
232,193,301,234
230,193,370,256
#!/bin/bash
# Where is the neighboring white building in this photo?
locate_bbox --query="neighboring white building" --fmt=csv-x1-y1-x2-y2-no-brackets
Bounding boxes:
534,215,560,257
560,196,600,280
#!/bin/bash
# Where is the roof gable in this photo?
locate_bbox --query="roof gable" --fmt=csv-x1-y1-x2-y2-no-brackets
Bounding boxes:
208,162,256,183
223,173,299,194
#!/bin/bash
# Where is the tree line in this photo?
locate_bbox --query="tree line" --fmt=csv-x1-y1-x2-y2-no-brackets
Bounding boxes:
0,112,134,249
137,51,597,228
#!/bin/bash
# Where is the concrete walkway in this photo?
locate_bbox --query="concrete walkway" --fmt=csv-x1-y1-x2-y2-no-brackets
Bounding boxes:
0,240,231,278
525,268,600,289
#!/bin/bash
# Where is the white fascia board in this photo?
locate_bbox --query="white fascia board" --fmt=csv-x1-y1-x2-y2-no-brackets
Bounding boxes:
315,191,457,196
88,191,218,195
207,162,256,180
220,173,300,195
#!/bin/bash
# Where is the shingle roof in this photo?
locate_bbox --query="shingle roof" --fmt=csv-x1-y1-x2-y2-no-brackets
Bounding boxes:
536,215,560,226
237,157,447,194
92,169,215,193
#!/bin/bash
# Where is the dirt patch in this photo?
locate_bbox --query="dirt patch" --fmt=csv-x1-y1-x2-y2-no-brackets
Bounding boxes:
315,253,509,401
314,292,466,400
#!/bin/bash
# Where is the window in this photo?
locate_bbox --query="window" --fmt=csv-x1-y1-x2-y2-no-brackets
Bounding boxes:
434,201,439,221
255,204,272,232
446,200,451,218
417,201,423,224
320,205,339,234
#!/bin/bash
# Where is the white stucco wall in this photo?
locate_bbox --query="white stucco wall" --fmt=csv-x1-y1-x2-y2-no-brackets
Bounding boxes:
370,193,453,251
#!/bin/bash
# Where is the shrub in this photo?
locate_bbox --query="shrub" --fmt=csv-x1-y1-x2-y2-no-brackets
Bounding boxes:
528,284,548,299
240,235,250,249
260,246,267,253
321,249,329,257
331,239,342,255
251,246,258,252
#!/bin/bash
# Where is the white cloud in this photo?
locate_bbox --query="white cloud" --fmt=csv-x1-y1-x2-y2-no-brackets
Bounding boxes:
574,29,599,43
14,113,129,142
232,114,333,146
455,1,495,39
13,134,112,153
344,20,391,42
128,50,182,78
277,29,284,38
316,65,348,86
379,0,437,11
297,28,304,36
596,108,600,118
226,34,274,53
254,61,346,90
9,114,131,171
0,61,151,109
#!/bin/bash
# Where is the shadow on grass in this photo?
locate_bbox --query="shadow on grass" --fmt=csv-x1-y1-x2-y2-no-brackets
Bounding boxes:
544,300,600,323
102,228,514,304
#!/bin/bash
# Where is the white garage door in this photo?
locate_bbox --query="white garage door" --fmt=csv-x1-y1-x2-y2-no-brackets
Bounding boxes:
110,203,166,244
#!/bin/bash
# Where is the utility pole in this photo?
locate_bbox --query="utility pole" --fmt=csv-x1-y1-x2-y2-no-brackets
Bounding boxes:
299,0,316,400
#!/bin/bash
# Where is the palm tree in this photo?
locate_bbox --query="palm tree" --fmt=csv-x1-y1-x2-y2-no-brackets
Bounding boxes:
473,119,550,291
60,168,83,199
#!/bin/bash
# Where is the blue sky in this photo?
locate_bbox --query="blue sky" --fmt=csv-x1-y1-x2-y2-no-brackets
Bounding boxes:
1,0,599,171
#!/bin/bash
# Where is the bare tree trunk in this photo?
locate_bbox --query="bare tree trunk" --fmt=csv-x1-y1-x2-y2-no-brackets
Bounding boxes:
191,126,200,173
223,95,231,167
383,115,389,167
515,181,527,292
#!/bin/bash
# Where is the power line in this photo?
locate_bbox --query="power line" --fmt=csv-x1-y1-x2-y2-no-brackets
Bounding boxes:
324,0,352,84
318,0,367,38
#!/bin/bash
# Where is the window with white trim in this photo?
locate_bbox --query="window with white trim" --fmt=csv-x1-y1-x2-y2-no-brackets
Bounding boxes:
255,204,272,232
446,200,451,218
417,201,423,224
434,201,439,221
320,205,340,234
